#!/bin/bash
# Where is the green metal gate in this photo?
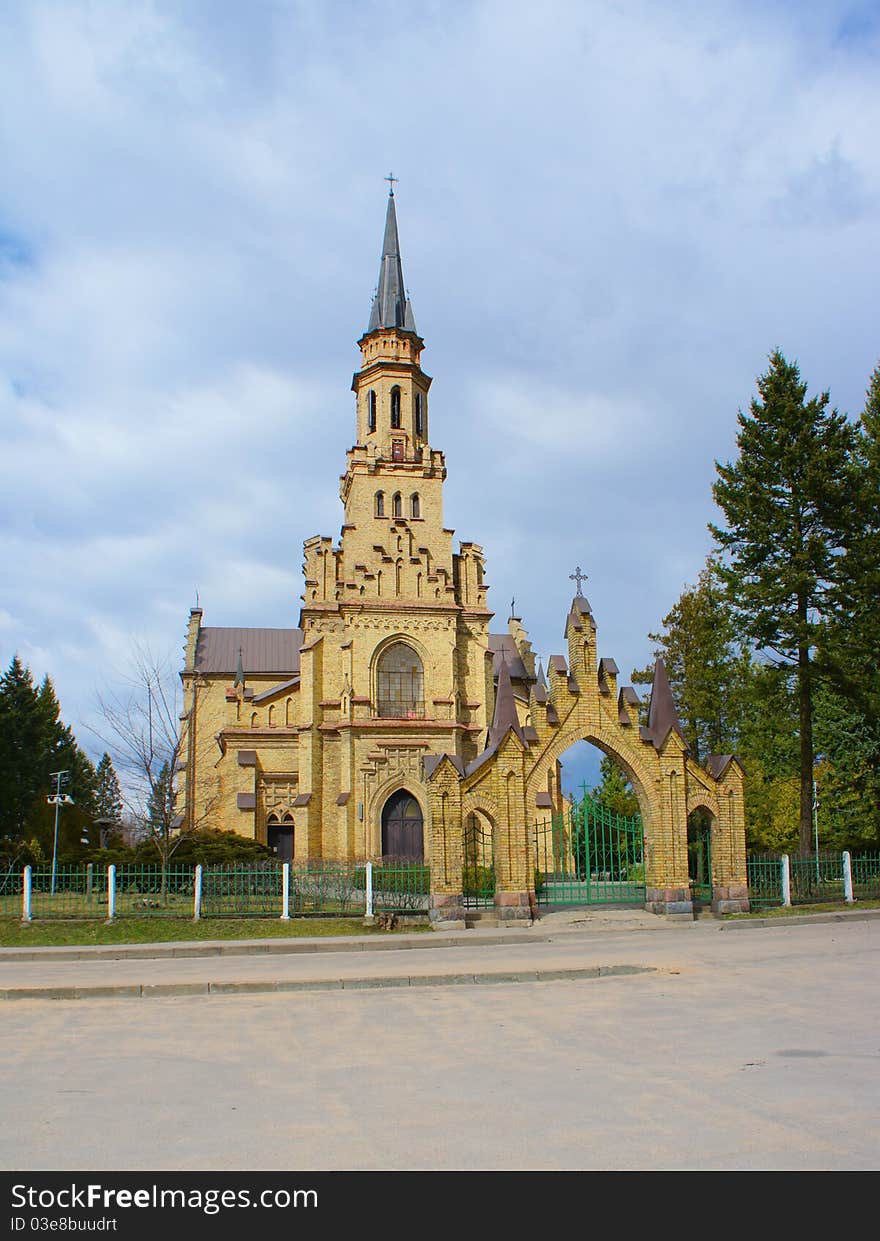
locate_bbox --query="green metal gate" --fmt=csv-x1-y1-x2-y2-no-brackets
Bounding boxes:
688,813,713,905
533,791,644,906
463,814,496,908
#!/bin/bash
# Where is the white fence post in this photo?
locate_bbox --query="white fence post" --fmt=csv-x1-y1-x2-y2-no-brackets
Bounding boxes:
843,851,854,904
107,864,116,922
193,864,203,921
365,861,374,922
281,863,290,921
781,854,791,907
22,865,32,923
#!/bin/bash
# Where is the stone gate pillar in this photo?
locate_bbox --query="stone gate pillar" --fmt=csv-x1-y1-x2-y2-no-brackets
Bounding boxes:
644,743,694,918
425,756,466,929
491,740,534,923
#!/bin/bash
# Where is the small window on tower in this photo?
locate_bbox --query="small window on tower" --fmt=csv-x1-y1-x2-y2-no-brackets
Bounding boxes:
375,491,385,517
411,493,420,519
415,393,424,437
392,492,402,518
391,386,401,429
368,390,377,433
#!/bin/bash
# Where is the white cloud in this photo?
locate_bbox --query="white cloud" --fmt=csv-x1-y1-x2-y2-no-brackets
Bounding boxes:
1,0,878,749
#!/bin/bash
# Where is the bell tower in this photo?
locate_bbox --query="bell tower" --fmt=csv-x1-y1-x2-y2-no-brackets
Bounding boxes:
312,184,466,607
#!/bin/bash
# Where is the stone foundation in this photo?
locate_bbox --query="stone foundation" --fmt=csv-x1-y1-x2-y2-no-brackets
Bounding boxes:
645,887,694,917
494,890,533,922
429,892,466,929
711,884,750,915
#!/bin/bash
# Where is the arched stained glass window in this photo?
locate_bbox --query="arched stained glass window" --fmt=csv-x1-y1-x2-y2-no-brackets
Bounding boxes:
376,643,424,718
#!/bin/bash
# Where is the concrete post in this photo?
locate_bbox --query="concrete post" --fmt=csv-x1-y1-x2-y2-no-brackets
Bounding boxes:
193,864,203,921
22,865,32,923
843,851,854,904
363,861,375,925
781,854,791,907
86,862,93,901
281,863,290,921
107,864,116,922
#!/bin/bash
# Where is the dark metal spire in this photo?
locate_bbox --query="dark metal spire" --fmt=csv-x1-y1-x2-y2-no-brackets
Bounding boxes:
487,655,525,750
644,657,686,749
367,187,417,334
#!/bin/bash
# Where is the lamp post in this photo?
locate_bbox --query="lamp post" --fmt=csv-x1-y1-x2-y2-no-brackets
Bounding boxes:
47,770,74,895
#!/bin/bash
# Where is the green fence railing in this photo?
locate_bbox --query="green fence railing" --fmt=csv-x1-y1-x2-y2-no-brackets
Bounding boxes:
852,852,880,900
29,864,108,920
114,866,196,917
354,862,431,912
789,852,844,905
746,854,783,909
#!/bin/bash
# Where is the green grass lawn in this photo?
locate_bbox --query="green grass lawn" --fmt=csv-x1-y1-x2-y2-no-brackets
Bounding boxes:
0,916,428,948
728,898,880,919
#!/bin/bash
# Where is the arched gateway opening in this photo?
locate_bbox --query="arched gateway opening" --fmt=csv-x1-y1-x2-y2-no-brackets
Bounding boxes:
534,739,645,907
381,790,424,859
688,808,714,907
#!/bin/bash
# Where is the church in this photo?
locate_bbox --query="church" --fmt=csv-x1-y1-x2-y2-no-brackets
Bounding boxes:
176,188,750,923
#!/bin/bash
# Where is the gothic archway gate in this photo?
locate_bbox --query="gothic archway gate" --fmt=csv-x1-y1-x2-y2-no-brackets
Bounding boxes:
533,790,645,906
463,813,495,909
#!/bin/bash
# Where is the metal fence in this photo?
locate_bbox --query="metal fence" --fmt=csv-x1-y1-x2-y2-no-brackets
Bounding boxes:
747,850,879,911
852,852,880,900
6,860,431,922
746,854,783,909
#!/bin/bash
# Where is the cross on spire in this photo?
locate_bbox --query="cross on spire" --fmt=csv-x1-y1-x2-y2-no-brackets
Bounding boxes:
570,566,588,595
385,171,398,195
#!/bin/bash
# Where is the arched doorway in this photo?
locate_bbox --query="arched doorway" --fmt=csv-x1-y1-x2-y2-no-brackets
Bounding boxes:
688,808,713,906
267,813,294,862
381,790,424,859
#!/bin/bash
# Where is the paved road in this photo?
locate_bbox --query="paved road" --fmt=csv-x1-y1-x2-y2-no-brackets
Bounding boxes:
1,918,877,1170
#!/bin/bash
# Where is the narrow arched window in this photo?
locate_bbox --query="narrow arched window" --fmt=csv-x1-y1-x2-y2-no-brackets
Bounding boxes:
410,493,420,519
415,393,424,437
392,492,402,518
390,386,401,429
376,643,424,718
368,390,377,433
375,491,385,517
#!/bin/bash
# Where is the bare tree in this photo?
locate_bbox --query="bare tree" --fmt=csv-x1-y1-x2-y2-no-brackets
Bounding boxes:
92,644,215,897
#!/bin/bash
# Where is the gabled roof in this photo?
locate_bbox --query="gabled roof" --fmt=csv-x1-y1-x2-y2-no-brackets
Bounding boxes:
706,754,738,780
195,628,303,676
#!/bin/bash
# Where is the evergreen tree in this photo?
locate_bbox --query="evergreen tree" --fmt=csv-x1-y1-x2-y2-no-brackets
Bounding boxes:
632,558,750,763
590,755,639,817
819,359,878,724
0,655,97,853
94,753,124,825
710,350,857,854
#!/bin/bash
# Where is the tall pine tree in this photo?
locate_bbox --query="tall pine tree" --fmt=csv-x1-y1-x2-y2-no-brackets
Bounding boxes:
632,557,750,764
710,351,857,854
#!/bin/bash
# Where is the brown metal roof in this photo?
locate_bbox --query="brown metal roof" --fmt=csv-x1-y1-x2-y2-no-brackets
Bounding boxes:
195,628,304,676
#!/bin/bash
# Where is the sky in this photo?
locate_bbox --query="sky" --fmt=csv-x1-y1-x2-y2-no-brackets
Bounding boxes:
1,0,879,785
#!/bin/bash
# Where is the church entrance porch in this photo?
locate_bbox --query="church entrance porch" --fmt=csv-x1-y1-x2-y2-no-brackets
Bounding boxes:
381,790,424,860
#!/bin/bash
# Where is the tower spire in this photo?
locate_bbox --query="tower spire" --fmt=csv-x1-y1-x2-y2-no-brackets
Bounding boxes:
367,185,417,334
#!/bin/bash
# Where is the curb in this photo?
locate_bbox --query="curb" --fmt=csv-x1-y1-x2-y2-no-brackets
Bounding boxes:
0,963,657,1002
718,908,880,930
0,925,601,965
